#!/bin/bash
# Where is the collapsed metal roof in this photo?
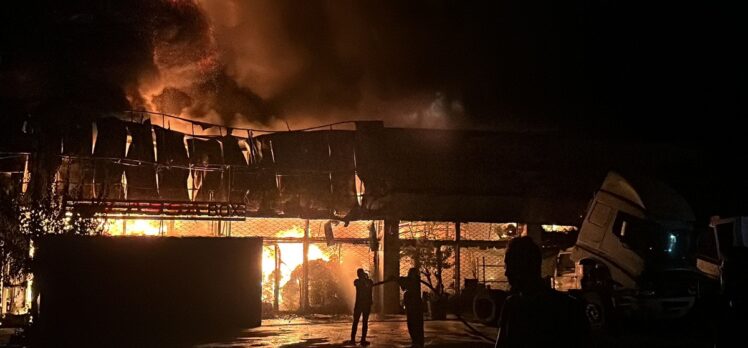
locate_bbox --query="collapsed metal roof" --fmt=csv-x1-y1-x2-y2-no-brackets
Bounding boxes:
1,116,706,225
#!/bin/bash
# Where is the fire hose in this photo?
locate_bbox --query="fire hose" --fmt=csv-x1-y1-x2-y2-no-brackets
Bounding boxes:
455,313,497,344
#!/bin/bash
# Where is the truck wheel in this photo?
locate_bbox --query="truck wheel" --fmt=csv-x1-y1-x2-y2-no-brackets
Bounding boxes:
472,289,507,326
581,291,608,330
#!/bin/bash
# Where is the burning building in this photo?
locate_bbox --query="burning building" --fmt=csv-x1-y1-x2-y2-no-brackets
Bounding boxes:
0,110,705,331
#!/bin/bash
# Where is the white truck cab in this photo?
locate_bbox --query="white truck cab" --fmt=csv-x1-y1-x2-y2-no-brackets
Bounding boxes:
572,172,701,321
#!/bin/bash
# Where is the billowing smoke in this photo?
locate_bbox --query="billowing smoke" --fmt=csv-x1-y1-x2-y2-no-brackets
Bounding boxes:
2,1,740,135
124,0,268,125
2,0,502,129
199,0,478,129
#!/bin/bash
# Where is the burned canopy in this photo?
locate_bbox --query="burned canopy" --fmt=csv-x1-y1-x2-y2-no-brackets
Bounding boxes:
153,126,189,201
124,121,157,200
57,120,93,198
13,116,709,224
187,137,223,202
221,135,255,204
254,131,357,217
92,118,127,200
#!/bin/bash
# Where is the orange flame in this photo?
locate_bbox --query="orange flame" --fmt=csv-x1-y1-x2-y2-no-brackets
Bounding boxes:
261,226,329,303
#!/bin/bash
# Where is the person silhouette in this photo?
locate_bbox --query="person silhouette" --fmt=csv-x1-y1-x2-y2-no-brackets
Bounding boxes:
398,267,424,348
495,236,589,348
716,247,748,348
350,268,388,345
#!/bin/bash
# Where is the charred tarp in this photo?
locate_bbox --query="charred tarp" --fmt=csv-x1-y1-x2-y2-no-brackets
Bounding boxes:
124,121,157,200
222,135,256,204
8,115,709,224
187,137,224,201
92,118,127,199
254,130,357,217
154,126,190,201
45,118,602,223
57,120,94,198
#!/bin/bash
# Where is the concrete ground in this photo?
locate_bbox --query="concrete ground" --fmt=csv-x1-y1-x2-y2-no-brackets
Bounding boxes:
0,329,16,346
0,314,717,347
193,315,496,348
190,314,716,348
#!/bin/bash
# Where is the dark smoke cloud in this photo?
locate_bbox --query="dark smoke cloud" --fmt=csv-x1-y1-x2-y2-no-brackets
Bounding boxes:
1,0,742,134
198,0,509,129
0,0,269,126
0,0,501,129
152,88,193,116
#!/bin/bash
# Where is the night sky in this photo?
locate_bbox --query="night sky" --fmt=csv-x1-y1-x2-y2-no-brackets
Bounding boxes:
1,0,746,215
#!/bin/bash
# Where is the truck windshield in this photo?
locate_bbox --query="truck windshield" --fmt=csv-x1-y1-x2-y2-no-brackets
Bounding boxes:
612,212,692,265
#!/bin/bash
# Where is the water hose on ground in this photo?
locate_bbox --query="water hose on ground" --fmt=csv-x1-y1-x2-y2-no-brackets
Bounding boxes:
454,313,496,344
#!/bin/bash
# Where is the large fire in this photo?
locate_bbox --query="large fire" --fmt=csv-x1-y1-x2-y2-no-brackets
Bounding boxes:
128,220,163,236
104,220,332,305
261,226,329,301
105,219,166,236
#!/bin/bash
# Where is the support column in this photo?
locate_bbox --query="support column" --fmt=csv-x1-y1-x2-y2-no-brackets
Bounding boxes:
372,227,381,313
302,219,310,312
274,244,280,311
382,219,401,314
371,245,382,313
454,222,461,295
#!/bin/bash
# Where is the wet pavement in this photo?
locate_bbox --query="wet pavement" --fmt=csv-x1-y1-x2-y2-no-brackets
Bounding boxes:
189,314,716,348
0,314,717,347
193,315,496,348
0,329,15,346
